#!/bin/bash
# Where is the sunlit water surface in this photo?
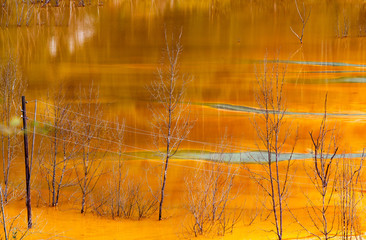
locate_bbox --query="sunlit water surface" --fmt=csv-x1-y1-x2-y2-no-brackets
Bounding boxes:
2,0,366,157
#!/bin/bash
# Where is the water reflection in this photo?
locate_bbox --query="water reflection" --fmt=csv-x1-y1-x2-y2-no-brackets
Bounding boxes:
1,0,366,153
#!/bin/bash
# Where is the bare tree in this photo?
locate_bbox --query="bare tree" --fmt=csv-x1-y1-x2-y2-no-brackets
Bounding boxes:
248,57,296,240
108,120,126,219
307,95,339,240
74,83,105,214
337,153,363,240
148,29,194,221
292,95,339,240
0,55,25,203
290,0,311,44
184,138,240,237
38,87,80,207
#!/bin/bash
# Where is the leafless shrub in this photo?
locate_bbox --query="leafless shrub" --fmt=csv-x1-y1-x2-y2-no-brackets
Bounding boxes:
337,153,364,240
92,176,158,220
74,83,105,214
37,87,79,207
125,179,158,220
80,111,157,219
183,140,241,237
107,120,126,219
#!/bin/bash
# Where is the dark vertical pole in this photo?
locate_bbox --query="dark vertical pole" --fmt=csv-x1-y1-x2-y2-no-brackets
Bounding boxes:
21,96,32,229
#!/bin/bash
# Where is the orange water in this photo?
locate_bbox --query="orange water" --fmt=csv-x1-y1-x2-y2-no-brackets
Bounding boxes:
0,0,365,152
2,0,366,239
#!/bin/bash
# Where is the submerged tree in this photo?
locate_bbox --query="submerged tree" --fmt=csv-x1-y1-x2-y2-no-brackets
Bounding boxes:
184,137,240,237
0,55,26,203
292,95,339,240
248,57,296,240
307,96,339,240
148,29,194,221
38,87,80,207
74,83,105,214
337,153,363,240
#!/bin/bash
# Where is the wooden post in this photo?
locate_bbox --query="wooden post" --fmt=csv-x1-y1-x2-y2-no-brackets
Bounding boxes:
21,96,32,229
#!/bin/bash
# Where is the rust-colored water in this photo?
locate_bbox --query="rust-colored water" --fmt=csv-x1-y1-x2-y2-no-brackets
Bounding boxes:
0,0,365,152
5,158,365,239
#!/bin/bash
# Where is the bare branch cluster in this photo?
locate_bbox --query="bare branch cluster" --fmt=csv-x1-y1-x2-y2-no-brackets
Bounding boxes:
92,176,158,220
184,140,240,237
37,86,80,207
302,96,339,240
248,57,297,240
0,55,26,203
73,83,106,214
337,154,364,240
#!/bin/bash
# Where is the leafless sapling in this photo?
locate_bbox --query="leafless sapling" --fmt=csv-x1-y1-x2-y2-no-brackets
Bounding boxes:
337,153,363,240
184,138,240,237
148,29,194,221
38,87,80,207
248,57,296,240
74,83,105,214
107,120,126,219
293,95,339,240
